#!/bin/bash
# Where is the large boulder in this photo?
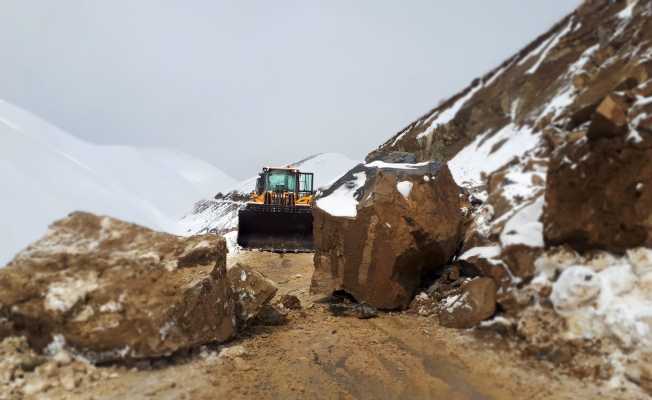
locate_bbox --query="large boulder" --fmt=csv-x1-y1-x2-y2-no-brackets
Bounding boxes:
0,212,236,362
544,92,652,253
311,161,464,309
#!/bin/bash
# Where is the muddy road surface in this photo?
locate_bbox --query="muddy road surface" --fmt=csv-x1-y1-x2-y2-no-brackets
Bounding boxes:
41,251,638,400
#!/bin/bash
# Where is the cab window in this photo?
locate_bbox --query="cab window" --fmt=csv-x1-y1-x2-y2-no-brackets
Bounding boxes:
267,171,296,192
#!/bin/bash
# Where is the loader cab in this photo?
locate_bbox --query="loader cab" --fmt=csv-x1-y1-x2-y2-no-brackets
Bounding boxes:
255,168,314,195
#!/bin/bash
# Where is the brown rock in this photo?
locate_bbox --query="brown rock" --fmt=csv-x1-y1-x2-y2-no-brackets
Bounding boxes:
438,277,497,329
544,129,652,253
501,244,542,280
227,263,278,326
586,94,630,141
311,162,463,310
461,252,512,290
0,212,236,361
278,294,302,310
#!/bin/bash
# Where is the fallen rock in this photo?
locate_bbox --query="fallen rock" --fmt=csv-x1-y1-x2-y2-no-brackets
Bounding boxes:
312,161,464,309
353,303,378,319
410,292,438,317
252,305,288,326
586,94,631,141
278,294,302,310
0,212,236,362
544,109,652,253
227,263,278,326
438,277,497,329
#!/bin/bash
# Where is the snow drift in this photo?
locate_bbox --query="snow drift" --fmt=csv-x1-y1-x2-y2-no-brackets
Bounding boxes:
0,99,235,266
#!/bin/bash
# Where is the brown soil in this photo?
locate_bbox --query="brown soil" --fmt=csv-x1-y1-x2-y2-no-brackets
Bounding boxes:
39,251,642,400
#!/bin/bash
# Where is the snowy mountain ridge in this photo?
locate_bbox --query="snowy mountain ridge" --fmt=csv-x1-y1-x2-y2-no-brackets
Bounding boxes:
0,99,236,266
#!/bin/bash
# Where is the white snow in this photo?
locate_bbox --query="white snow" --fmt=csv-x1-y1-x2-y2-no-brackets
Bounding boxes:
223,231,241,255
627,129,644,144
365,160,430,169
99,301,123,313
316,172,367,218
391,127,411,147
45,275,99,313
447,124,541,188
539,84,577,122
540,249,652,349
460,245,501,261
618,0,638,19
526,19,574,75
500,196,544,248
417,84,483,139
396,181,413,199
0,99,236,266
484,57,517,88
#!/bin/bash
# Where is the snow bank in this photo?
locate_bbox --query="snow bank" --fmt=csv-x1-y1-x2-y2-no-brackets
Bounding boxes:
540,248,652,348
0,99,235,266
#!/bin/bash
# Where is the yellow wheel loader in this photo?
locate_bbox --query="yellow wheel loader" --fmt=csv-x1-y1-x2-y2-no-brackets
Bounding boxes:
237,167,314,252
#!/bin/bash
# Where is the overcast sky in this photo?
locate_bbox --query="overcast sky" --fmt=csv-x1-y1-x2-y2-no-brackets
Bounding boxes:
0,1,580,179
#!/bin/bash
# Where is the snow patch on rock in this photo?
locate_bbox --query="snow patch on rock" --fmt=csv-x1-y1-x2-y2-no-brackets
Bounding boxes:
500,196,544,248
396,181,413,199
45,275,99,313
316,171,366,218
448,124,540,188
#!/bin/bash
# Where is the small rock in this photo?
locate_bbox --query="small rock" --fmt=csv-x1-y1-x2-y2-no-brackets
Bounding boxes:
279,294,302,310
252,304,288,326
354,303,378,319
36,362,59,379
60,371,79,391
233,357,251,371
218,345,247,360
438,277,497,329
23,376,52,396
53,350,73,366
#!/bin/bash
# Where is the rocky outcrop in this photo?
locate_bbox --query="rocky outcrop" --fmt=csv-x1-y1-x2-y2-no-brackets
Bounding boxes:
361,0,652,391
544,90,652,253
228,263,278,326
438,277,497,329
311,161,464,310
0,212,236,362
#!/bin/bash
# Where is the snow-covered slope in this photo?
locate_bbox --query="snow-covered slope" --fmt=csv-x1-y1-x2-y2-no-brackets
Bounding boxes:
180,153,360,235
0,99,236,266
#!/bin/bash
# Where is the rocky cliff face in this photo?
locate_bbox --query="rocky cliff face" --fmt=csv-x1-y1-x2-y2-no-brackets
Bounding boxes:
348,0,652,391
369,0,651,173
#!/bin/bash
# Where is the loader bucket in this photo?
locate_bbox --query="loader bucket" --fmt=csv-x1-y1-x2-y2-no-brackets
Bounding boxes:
237,204,314,252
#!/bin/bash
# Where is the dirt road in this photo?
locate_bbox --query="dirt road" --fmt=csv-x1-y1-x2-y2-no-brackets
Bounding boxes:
42,251,640,400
